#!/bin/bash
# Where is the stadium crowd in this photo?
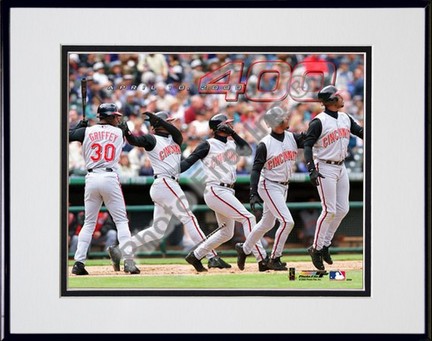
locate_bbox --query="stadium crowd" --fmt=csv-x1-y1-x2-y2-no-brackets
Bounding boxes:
68,52,364,178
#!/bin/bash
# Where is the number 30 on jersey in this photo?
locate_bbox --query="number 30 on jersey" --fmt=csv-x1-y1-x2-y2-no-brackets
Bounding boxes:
90,143,116,162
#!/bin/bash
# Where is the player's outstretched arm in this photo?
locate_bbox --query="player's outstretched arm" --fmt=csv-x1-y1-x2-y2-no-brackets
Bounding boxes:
232,132,252,156
249,142,266,213
69,127,86,143
303,119,322,165
142,112,183,145
157,119,183,146
349,116,364,139
294,132,307,149
180,141,210,173
75,119,88,129
304,119,324,186
216,122,252,156
119,122,157,151
250,142,266,195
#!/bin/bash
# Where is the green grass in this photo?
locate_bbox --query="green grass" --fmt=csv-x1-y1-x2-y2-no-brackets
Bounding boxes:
68,254,363,267
67,255,364,290
68,271,363,289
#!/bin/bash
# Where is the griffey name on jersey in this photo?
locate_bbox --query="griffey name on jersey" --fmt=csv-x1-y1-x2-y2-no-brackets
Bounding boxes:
87,130,120,143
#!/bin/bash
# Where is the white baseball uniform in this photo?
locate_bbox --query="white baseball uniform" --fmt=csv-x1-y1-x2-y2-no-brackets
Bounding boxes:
311,112,351,249
185,136,267,261
243,131,300,259
125,133,217,259
70,123,135,263
306,110,361,250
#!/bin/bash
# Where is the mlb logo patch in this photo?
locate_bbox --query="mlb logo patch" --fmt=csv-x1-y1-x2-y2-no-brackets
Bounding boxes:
329,271,346,280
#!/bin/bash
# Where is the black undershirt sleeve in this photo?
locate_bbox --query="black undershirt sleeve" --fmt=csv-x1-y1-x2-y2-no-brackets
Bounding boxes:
124,131,157,151
158,120,183,145
293,132,306,149
349,116,364,139
180,141,210,173
250,142,267,195
69,127,86,143
231,132,252,156
303,119,322,171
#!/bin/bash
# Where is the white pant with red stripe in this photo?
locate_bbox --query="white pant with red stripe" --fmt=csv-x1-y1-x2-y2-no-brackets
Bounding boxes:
243,178,294,259
74,172,134,263
131,177,216,259
193,184,266,261
312,162,350,250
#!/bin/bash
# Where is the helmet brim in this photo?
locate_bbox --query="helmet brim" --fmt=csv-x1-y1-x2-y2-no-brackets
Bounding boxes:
98,111,122,118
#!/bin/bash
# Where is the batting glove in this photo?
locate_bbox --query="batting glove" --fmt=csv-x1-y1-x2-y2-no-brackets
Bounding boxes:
216,123,235,135
78,119,88,128
250,193,263,213
309,169,325,186
118,122,129,135
144,112,162,127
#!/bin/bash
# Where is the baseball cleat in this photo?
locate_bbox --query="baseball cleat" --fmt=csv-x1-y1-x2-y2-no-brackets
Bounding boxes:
273,256,287,267
71,261,89,275
258,257,270,272
235,243,248,270
107,245,122,271
185,251,208,272
321,245,333,265
267,257,288,271
124,259,140,274
307,246,325,270
208,256,232,269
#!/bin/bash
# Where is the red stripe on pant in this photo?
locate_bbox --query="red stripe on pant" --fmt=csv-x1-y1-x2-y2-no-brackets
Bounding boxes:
210,186,264,260
116,173,128,220
263,179,287,259
313,164,327,249
163,178,216,256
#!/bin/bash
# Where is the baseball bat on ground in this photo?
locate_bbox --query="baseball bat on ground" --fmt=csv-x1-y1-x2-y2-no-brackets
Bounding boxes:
81,78,87,119
188,223,227,253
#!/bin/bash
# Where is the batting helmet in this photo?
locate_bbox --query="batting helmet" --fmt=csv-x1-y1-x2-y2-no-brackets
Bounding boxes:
144,111,175,127
209,114,233,131
263,106,287,128
97,103,122,118
317,85,340,102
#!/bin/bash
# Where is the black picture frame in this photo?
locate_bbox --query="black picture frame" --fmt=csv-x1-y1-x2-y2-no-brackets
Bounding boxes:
1,0,430,339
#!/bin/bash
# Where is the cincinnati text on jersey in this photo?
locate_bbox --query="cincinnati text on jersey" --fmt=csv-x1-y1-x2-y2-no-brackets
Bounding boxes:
209,149,239,168
159,144,182,161
265,150,298,170
88,131,121,143
322,128,350,148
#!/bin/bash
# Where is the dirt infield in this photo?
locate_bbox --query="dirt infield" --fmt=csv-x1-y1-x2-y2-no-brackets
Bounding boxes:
69,260,362,277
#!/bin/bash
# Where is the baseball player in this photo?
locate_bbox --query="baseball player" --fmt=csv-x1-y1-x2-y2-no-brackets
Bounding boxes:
182,114,268,272
69,103,140,275
304,85,364,270
107,111,230,271
235,107,305,271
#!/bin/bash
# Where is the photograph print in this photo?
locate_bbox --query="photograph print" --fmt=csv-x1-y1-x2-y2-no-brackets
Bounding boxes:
63,47,370,296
